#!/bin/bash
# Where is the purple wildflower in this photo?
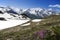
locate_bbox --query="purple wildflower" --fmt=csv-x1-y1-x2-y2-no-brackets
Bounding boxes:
35,30,47,38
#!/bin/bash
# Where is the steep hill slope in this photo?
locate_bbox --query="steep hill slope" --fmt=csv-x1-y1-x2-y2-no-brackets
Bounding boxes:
0,15,60,40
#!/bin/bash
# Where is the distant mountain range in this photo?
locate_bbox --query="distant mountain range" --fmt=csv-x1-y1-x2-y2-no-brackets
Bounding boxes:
0,6,60,20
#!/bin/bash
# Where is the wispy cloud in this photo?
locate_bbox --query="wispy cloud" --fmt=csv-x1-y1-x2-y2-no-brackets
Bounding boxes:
0,4,6,7
49,4,60,8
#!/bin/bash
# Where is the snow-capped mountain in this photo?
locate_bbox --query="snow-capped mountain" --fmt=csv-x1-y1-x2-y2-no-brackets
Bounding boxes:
0,6,60,20
22,8,60,19
0,6,30,20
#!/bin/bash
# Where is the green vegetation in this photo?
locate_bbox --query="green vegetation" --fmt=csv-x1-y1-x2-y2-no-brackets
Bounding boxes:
0,15,60,40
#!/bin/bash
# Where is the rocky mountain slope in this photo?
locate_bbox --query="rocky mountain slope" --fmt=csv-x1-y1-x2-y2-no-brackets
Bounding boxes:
0,6,60,20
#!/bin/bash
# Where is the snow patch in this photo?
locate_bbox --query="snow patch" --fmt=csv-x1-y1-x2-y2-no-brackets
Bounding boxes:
21,23,30,26
0,20,29,30
32,19,42,22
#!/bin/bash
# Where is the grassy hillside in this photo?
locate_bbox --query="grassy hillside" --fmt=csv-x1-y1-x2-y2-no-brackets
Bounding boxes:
0,15,60,40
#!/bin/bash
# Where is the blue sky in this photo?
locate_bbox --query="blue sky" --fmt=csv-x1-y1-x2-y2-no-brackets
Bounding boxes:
0,0,60,9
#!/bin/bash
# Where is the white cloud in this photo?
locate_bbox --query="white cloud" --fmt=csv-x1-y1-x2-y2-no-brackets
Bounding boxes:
49,4,60,8
48,8,52,10
0,4,7,7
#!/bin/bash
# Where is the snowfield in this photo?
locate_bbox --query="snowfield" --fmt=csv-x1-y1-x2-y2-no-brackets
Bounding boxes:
0,19,42,30
0,20,29,30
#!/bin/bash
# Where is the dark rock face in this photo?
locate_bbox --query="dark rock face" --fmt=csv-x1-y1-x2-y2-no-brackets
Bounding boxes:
0,11,3,14
22,11,42,19
0,17,6,21
7,10,18,14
